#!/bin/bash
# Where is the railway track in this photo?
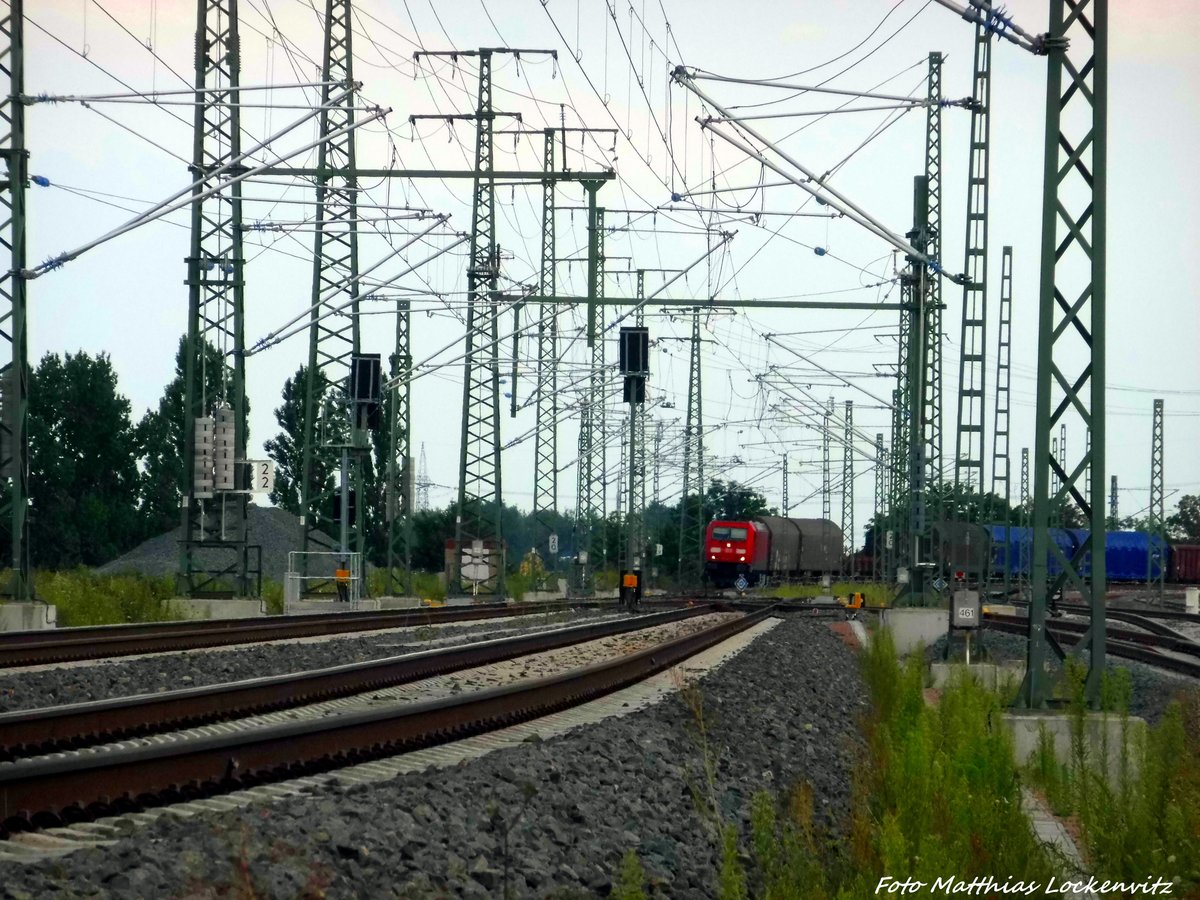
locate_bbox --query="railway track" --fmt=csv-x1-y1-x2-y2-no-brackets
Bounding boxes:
0,606,773,836
0,605,709,760
0,599,625,668
983,612,1200,678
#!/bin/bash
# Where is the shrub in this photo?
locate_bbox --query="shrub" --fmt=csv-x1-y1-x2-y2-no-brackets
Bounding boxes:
34,569,180,626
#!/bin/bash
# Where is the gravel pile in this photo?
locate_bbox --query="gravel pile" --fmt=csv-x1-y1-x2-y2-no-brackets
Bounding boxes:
98,506,335,583
933,628,1198,724
0,615,866,898
0,608,616,713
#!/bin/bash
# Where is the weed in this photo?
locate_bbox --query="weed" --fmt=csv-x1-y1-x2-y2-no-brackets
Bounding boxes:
611,849,648,900
32,569,180,626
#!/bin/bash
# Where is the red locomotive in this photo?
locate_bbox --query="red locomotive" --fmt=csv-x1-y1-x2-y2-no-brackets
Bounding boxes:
704,516,845,588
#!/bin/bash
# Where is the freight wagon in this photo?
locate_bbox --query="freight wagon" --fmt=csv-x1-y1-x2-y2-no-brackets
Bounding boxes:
704,517,843,588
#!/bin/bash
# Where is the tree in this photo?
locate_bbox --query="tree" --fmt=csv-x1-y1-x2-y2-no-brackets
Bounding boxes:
28,351,142,567
263,365,321,515
704,479,776,520
1168,495,1200,541
135,336,246,540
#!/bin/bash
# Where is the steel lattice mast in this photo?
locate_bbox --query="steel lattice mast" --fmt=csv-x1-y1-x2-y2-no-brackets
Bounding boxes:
1108,474,1117,527
179,0,249,596
781,453,789,515
1023,0,1108,708
574,186,606,593
954,21,993,495
300,0,361,568
991,246,1014,595
924,52,944,517
630,270,647,568
384,297,411,596
677,309,704,585
1148,399,1164,596
0,0,29,600
842,400,854,575
531,130,558,575
874,433,885,582
1019,446,1030,594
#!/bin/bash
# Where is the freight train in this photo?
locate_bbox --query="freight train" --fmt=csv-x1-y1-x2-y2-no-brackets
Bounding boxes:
704,516,844,588
929,522,1200,585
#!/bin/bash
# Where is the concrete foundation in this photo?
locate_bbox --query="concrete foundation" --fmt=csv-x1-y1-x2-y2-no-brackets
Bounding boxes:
879,607,948,654
0,603,57,632
1005,711,1146,785
173,599,265,620
930,661,1026,691
286,598,382,615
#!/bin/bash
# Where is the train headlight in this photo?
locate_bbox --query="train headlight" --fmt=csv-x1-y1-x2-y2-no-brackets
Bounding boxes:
739,556,745,561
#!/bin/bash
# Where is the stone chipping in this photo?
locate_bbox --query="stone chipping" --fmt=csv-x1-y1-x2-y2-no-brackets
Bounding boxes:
0,615,866,898
0,608,617,713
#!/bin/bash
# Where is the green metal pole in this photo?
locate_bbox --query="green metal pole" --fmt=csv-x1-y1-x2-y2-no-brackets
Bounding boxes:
532,130,558,584
1149,399,1164,598
1021,0,1107,709
1,0,31,600
386,298,412,596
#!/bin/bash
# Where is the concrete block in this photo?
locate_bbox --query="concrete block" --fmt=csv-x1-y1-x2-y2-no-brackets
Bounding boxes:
879,607,948,655
1004,711,1146,785
286,598,382,615
376,596,425,610
0,603,58,632
930,662,1026,691
174,599,265,621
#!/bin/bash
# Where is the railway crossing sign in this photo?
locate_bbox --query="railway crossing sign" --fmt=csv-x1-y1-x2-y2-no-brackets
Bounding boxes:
734,575,749,592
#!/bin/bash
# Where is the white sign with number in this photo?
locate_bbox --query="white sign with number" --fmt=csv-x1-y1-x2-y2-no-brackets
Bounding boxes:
248,460,275,494
548,533,559,554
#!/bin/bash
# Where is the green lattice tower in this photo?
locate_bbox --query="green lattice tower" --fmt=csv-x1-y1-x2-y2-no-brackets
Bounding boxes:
1019,446,1030,595
924,51,944,530
180,0,249,597
630,270,647,568
452,50,505,596
0,0,30,599
677,308,704,585
888,387,905,579
573,188,605,593
954,21,993,499
384,298,412,596
532,130,558,580
1022,0,1108,709
299,0,362,576
901,176,933,601
818,397,832,575
841,400,854,576
1148,399,1164,597
1108,474,1118,528
878,434,888,580
781,453,789,515
991,246,1014,595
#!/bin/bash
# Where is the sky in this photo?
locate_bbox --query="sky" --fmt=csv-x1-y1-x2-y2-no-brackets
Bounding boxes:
20,0,1200,548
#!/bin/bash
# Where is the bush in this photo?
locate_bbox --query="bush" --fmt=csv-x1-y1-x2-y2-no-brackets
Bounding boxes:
1026,666,1200,893
33,569,181,626
769,581,892,606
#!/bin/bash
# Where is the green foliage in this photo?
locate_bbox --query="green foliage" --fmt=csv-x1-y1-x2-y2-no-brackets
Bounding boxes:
134,336,244,542
849,631,1056,888
27,351,143,567
1167,493,1200,540
611,849,647,900
717,823,748,900
705,479,776,521
260,578,285,615
35,569,180,626
1025,671,1200,893
263,364,325,516
505,571,533,601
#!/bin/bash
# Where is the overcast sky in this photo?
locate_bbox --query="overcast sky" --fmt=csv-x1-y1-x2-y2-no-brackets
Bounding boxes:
23,0,1200,546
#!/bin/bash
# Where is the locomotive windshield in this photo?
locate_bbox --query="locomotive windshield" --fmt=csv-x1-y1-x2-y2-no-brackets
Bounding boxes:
711,526,748,541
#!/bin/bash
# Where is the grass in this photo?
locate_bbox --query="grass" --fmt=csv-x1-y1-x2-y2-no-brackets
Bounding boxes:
768,581,892,607
25,569,182,627
1025,661,1200,893
646,627,1060,897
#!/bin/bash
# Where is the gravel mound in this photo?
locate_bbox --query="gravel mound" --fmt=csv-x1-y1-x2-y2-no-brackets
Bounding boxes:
0,609,614,713
932,627,1198,724
0,615,866,898
98,505,334,583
